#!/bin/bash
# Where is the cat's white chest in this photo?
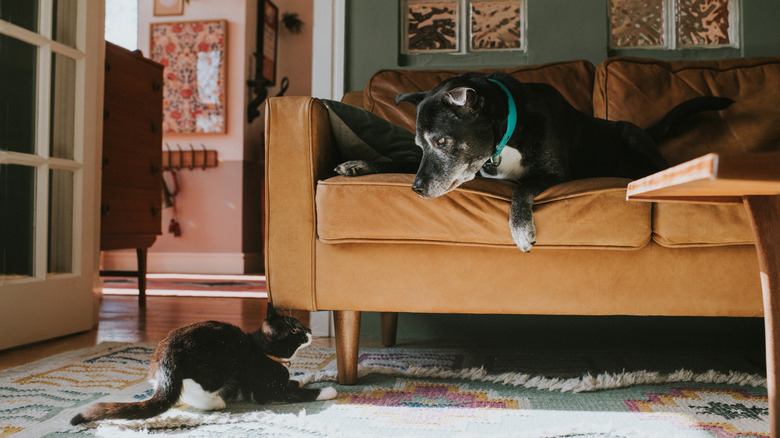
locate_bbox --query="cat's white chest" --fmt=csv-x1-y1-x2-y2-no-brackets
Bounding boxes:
481,147,525,180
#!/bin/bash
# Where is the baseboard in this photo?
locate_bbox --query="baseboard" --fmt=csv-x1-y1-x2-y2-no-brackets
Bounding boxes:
101,250,263,275
310,311,334,337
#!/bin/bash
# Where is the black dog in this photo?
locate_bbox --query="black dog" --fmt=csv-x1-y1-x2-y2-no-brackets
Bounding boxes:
336,72,732,252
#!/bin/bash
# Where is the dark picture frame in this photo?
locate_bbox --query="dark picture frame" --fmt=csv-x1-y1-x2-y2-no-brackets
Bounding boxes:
258,0,279,85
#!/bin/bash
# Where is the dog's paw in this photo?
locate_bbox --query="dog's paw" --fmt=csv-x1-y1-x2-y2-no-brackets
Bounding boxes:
316,387,338,401
335,160,375,176
510,219,536,253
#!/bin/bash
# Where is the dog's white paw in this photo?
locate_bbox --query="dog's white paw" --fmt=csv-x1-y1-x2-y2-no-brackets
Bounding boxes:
335,160,373,176
510,220,536,253
316,387,338,401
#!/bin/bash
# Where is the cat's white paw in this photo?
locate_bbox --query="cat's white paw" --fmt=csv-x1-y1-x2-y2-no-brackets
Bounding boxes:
316,387,338,401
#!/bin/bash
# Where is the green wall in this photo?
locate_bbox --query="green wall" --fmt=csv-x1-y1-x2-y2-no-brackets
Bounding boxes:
344,0,780,92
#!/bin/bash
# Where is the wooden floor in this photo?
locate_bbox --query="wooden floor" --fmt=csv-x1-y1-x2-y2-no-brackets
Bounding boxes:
0,295,330,371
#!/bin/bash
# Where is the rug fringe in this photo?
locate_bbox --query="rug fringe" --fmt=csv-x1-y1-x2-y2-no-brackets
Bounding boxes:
296,364,766,393
91,409,348,437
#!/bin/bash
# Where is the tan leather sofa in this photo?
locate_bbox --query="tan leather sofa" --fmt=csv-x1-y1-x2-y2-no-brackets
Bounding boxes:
264,56,780,384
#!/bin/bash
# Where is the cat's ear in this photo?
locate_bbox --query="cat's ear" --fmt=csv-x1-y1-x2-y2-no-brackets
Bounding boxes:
266,302,277,318
261,319,275,339
261,302,278,339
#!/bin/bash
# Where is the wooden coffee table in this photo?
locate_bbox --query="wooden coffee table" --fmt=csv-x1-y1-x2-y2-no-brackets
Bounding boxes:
627,151,780,436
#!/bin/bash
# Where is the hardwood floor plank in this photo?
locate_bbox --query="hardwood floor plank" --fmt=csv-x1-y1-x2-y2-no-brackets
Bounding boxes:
0,295,277,371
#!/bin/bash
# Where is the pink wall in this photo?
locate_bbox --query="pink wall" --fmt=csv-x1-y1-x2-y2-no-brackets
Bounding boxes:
102,0,312,274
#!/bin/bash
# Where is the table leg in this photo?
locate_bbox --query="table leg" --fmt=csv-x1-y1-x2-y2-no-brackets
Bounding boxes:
743,195,780,436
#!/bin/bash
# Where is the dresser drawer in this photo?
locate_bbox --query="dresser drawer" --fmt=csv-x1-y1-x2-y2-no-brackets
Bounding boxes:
103,97,162,143
104,49,163,108
100,185,162,236
102,144,162,190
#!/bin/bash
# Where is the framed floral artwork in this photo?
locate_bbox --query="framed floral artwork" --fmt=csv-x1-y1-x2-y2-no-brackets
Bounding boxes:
150,20,227,134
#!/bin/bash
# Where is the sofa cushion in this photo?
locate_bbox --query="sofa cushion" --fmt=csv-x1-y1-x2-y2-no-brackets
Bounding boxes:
594,56,780,166
364,60,596,133
319,99,421,164
316,175,651,249
652,203,754,248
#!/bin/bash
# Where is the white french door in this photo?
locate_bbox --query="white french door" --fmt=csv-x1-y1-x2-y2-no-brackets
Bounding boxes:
0,0,103,349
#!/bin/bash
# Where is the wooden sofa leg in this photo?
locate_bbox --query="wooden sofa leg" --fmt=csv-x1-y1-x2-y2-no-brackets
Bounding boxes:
380,312,398,347
334,310,361,385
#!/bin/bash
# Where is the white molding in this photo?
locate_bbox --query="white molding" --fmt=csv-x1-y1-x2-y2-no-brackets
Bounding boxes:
309,311,335,337
101,250,262,275
311,0,345,100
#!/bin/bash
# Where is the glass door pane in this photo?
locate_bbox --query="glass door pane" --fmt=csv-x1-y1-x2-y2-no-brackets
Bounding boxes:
0,164,35,278
48,169,73,274
50,53,76,159
52,0,78,48
0,0,39,33
0,34,37,154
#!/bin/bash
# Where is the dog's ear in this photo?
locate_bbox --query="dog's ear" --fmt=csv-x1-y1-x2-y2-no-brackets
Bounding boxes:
444,87,477,109
395,92,426,107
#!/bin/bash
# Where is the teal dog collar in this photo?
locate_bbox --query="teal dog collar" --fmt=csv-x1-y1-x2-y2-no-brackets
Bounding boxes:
486,79,517,167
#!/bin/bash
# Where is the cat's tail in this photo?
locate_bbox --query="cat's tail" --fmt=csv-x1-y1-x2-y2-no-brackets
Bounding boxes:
70,367,182,425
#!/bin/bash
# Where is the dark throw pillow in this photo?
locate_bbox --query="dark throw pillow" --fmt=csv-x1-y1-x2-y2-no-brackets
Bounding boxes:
320,99,422,164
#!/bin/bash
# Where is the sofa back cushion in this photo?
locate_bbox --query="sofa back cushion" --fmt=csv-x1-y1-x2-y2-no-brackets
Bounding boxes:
363,60,596,133
594,56,780,166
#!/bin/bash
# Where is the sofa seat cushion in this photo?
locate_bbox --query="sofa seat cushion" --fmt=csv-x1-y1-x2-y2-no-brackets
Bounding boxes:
652,203,754,248
316,175,651,249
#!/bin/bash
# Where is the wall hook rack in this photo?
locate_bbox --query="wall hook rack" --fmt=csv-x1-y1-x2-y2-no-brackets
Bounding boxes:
163,143,219,170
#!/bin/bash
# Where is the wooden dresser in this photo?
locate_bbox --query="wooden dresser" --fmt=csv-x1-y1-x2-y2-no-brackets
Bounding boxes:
100,42,164,306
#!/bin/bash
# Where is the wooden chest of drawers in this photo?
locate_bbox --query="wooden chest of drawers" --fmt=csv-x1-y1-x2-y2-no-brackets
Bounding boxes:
100,42,163,305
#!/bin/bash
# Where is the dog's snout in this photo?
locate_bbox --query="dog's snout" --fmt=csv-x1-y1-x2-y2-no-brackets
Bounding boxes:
412,180,425,195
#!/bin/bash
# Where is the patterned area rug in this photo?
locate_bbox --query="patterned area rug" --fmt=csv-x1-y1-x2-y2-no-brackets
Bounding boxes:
0,342,768,437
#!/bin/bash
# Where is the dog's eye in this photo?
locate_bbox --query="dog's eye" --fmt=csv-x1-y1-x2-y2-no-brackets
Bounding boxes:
434,137,447,148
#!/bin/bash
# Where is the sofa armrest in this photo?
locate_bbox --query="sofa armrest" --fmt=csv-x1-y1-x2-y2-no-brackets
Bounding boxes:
264,97,340,310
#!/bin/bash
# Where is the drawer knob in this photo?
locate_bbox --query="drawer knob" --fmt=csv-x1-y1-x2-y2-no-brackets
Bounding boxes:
151,123,159,134
102,157,110,168
103,109,110,120
150,164,160,174
101,204,111,215
152,81,161,92
151,206,161,217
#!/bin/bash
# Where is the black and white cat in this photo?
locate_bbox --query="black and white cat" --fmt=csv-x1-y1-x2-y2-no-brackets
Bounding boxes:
71,303,336,425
